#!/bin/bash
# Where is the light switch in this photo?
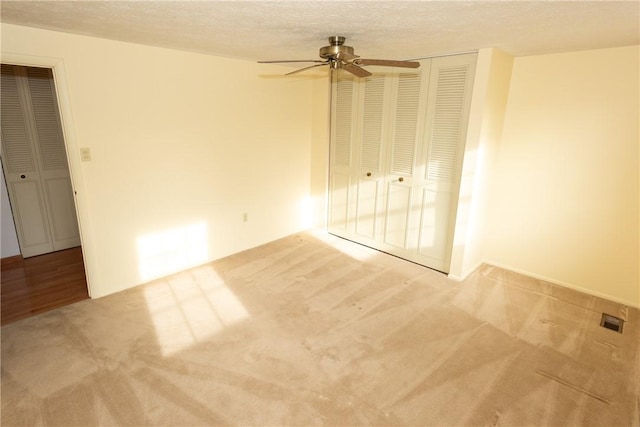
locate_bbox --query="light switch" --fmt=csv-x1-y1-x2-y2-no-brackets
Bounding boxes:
80,147,92,162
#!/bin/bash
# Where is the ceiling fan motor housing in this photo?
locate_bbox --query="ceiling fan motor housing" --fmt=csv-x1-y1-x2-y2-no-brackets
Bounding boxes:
319,36,354,59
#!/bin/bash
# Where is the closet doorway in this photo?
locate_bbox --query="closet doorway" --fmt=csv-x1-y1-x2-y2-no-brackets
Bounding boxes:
1,64,88,324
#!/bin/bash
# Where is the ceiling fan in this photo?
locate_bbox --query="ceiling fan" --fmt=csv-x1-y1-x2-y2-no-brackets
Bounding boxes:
258,36,420,78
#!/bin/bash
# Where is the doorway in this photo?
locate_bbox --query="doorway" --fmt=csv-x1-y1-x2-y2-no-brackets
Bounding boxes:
1,64,88,323
1,64,81,257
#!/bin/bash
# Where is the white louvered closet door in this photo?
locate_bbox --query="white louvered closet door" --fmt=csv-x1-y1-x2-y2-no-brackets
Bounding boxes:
1,65,80,257
350,73,392,246
379,66,430,256
328,69,397,246
410,55,476,271
328,72,356,234
328,53,476,273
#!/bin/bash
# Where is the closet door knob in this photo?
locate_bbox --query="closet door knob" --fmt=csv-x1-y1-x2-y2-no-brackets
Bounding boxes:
398,177,404,182
20,174,26,179
366,172,372,177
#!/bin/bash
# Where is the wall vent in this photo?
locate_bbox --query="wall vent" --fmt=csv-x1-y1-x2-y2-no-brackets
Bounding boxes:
600,313,624,333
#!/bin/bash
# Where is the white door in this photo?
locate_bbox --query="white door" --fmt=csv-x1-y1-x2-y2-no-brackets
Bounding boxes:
380,68,430,256
1,64,80,258
329,70,395,248
351,73,391,246
410,55,476,271
328,54,476,273
328,72,356,235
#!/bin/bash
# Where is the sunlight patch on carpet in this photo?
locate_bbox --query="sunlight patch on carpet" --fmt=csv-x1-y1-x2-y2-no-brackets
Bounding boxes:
143,266,249,356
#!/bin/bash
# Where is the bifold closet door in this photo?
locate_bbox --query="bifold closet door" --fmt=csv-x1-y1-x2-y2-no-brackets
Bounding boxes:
328,72,356,237
1,64,80,258
378,67,430,257
328,68,407,248
328,65,428,250
407,55,476,271
328,53,475,273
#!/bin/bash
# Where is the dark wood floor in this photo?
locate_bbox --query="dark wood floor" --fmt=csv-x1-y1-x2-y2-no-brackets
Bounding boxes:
1,247,89,325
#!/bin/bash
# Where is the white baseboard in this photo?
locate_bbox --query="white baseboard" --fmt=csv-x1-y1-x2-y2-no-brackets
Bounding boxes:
483,260,640,309
448,261,485,282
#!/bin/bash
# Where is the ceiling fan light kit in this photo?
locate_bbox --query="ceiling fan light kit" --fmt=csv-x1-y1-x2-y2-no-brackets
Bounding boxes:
258,36,420,77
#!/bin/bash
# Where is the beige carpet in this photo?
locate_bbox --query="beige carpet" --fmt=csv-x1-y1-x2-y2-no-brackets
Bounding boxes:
2,232,639,426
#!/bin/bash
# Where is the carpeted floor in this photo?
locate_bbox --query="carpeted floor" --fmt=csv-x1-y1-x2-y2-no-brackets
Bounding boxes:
2,232,639,426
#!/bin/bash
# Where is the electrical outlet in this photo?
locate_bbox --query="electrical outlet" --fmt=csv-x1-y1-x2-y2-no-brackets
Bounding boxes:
243,213,248,222
80,147,92,162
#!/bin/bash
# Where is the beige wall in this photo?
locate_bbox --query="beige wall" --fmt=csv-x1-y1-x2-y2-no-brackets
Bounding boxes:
485,46,639,306
1,24,315,297
3,24,637,307
449,48,513,280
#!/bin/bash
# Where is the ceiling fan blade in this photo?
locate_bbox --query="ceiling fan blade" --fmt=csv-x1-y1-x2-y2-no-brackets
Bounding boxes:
285,63,328,76
342,63,372,78
258,60,326,64
354,59,420,68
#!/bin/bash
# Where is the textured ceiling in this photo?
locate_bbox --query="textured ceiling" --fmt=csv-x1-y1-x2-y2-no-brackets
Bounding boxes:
1,1,638,63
